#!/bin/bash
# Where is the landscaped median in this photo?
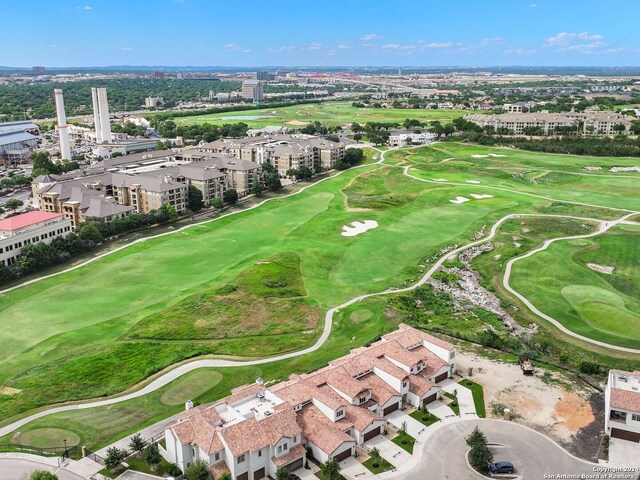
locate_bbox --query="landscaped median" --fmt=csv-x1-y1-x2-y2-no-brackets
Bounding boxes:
363,447,395,474
391,430,416,454
409,409,440,427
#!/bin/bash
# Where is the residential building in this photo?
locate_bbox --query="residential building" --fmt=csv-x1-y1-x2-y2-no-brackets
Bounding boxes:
389,132,437,147
464,111,632,135
145,97,164,108
246,126,292,137
32,66,45,76
605,370,640,443
0,121,40,166
242,80,264,102
0,211,72,267
165,324,456,478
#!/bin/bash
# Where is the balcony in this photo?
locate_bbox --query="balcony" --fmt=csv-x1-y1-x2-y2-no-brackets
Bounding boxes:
610,411,627,423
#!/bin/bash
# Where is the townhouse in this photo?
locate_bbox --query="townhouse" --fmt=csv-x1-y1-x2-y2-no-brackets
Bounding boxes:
605,369,640,443
165,324,456,478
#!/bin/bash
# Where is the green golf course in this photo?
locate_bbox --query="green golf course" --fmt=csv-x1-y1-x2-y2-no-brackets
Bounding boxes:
173,101,469,127
0,141,638,451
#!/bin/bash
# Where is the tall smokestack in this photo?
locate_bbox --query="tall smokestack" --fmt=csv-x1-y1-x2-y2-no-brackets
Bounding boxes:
91,87,103,143
54,89,72,160
91,87,112,144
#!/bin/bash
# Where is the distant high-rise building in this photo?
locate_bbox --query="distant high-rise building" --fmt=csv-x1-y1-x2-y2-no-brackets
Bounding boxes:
32,66,45,76
151,71,166,79
398,67,403,76
242,80,264,102
144,97,164,108
256,70,272,81
91,87,112,144
53,89,72,160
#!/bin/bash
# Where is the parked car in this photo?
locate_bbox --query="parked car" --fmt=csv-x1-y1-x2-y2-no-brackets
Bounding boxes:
489,461,515,474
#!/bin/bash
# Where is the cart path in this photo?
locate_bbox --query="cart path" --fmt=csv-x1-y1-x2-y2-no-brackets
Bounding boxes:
1,145,639,437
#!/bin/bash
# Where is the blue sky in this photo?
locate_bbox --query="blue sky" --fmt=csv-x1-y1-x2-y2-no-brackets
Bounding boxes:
1,0,638,67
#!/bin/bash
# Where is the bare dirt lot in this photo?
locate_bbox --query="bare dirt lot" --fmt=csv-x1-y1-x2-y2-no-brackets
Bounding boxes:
456,351,603,460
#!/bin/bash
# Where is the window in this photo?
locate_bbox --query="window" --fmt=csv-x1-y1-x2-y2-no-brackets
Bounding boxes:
238,454,245,464
402,381,408,388
293,436,297,444
632,414,640,422
215,452,220,461
277,446,282,454
258,449,262,458
283,443,288,451
336,409,344,417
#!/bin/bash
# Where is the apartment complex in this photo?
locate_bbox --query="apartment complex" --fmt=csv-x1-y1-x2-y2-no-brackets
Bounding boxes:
605,369,640,443
165,324,456,478
242,80,264,102
464,111,632,135
0,211,72,267
200,134,345,176
32,149,260,228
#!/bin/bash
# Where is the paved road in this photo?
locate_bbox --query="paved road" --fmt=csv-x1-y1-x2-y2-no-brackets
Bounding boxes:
392,419,597,480
0,458,84,480
0,145,638,440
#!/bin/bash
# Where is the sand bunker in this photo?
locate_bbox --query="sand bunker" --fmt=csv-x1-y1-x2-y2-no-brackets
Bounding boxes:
471,154,506,158
466,180,481,184
587,263,615,274
450,196,470,204
433,178,448,182
342,220,379,237
610,166,640,172
470,194,493,199
583,166,602,171
0,386,21,395
287,120,309,126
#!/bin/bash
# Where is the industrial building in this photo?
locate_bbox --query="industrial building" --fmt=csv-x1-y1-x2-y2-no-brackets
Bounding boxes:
0,121,40,166
54,89,72,160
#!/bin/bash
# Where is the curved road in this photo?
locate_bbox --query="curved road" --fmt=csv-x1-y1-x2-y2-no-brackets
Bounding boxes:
1,145,638,438
386,419,598,480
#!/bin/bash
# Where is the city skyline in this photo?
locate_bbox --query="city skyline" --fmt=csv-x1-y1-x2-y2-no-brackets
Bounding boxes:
1,0,639,68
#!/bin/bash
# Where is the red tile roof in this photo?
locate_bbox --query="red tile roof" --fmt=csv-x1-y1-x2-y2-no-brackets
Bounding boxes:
611,388,640,413
0,211,62,231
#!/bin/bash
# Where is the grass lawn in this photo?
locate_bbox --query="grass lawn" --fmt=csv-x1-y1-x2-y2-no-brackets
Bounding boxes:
363,456,395,473
459,379,486,418
1,141,639,450
392,431,415,454
126,455,172,476
409,410,440,427
173,101,469,128
98,466,127,479
444,392,460,415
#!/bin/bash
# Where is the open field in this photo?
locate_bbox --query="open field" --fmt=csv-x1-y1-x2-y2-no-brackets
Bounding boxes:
510,224,640,348
173,101,469,127
0,141,639,450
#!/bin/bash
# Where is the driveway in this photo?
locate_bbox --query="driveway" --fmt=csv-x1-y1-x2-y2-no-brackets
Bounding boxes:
426,400,456,419
441,381,478,417
385,410,429,439
378,419,597,480
294,466,322,480
608,437,640,467
366,436,411,468
339,456,374,480
0,458,84,480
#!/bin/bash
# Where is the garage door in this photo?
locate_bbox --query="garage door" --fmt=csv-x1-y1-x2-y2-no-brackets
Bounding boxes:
284,458,304,472
237,473,249,480
333,448,352,462
363,427,381,441
422,393,437,405
254,467,266,480
611,428,640,442
383,402,400,416
434,372,449,383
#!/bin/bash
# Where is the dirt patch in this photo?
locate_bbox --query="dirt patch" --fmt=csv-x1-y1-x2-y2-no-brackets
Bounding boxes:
0,386,21,395
456,352,598,458
287,120,309,126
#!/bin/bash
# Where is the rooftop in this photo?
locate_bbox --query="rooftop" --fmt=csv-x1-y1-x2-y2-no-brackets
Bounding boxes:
0,211,63,232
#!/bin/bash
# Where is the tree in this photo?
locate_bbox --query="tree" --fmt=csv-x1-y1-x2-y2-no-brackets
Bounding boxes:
251,181,263,196
295,166,313,180
465,427,493,472
30,472,58,480
187,185,204,212
218,472,232,480
104,447,127,470
265,172,282,191
351,122,363,133
142,443,161,470
4,198,23,211
320,458,341,480
353,133,362,143
185,460,211,480
16,242,60,274
0,263,17,284
223,189,238,205
158,203,179,222
465,427,487,448
210,198,224,209
276,467,292,480
78,223,104,244
167,463,183,477
129,433,146,454
613,123,627,134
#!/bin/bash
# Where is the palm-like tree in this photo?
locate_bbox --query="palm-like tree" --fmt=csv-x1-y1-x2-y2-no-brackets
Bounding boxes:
320,458,341,480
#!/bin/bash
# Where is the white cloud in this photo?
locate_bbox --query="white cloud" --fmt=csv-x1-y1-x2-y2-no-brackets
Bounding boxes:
83,5,92,10
270,45,296,53
504,48,538,55
418,41,454,48
336,43,349,50
223,43,251,54
529,3,537,7
307,42,324,51
360,33,382,41
545,32,603,46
